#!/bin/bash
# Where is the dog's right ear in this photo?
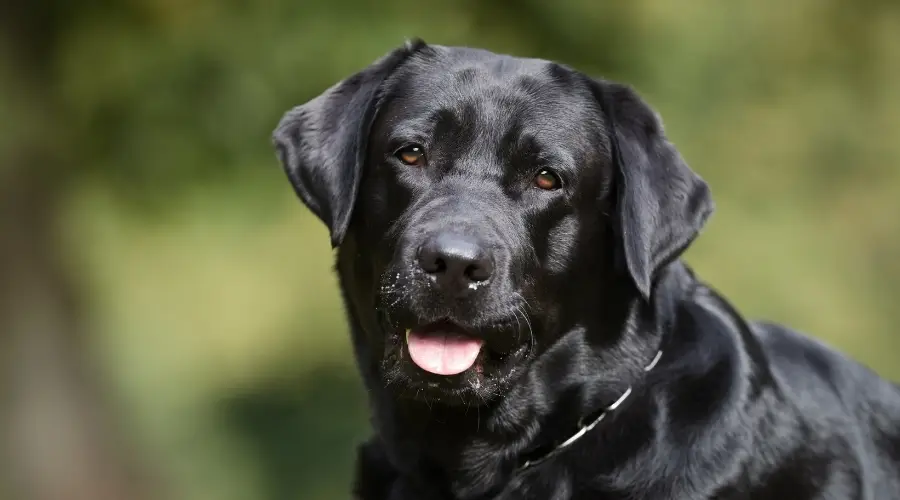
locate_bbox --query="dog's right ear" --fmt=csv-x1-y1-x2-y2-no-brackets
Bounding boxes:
272,39,427,247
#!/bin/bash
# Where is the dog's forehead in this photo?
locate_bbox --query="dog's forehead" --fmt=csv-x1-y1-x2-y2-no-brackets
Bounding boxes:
381,47,600,150
415,46,557,87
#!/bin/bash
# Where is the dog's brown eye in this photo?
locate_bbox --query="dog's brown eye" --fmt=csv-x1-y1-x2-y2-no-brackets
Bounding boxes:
396,145,426,167
534,169,561,190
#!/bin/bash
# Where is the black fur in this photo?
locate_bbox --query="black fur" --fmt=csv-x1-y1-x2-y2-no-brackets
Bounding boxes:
272,40,900,499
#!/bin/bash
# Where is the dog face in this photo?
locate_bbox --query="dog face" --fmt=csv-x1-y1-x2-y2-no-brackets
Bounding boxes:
273,41,713,407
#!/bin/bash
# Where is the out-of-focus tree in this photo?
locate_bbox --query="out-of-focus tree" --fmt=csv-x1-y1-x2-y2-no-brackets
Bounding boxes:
0,2,161,499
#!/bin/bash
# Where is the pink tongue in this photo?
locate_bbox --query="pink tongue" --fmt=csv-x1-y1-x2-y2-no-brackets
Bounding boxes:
406,330,484,376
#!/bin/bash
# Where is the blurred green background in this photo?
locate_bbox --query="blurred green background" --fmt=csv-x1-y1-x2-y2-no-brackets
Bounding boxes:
1,1,899,499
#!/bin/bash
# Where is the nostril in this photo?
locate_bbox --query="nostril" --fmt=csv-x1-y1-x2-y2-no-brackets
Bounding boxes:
420,257,445,275
465,261,492,282
417,244,447,275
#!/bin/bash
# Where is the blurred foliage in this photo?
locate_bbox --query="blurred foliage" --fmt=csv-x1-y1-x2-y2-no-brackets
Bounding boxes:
2,0,900,499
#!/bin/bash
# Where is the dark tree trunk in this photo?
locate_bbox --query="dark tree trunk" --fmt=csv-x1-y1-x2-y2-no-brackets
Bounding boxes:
0,3,160,499
0,165,159,500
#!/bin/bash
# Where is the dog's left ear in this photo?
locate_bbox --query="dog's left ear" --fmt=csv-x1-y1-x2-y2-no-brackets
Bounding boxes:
272,39,427,247
590,80,715,300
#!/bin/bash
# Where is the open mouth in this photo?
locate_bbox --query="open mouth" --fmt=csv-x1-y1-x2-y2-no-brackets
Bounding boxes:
405,322,485,376
399,319,529,377
380,313,533,404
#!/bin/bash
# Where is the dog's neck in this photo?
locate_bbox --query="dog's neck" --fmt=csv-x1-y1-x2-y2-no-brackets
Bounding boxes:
368,263,695,499
515,346,664,472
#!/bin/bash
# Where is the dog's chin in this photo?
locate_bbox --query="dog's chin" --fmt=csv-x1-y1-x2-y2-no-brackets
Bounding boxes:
380,318,532,407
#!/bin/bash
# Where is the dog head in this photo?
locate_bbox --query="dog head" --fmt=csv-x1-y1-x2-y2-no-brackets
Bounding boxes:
273,40,713,406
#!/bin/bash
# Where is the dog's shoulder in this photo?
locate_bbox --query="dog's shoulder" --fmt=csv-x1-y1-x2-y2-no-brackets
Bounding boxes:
671,266,899,415
669,273,900,495
750,320,899,407
751,320,900,489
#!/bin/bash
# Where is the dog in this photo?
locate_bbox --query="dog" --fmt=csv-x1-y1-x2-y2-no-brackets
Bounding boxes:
272,39,900,499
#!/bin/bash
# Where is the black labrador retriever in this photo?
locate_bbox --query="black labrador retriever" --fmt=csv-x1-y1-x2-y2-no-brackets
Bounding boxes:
272,40,900,499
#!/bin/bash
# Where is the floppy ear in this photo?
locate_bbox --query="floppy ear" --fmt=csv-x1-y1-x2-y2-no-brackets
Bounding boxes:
592,81,714,300
272,39,427,247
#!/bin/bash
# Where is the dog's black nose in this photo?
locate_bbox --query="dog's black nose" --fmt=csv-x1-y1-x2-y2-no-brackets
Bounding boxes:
417,232,493,294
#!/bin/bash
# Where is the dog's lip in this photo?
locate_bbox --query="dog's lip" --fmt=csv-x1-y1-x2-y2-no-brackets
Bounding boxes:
404,319,474,338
